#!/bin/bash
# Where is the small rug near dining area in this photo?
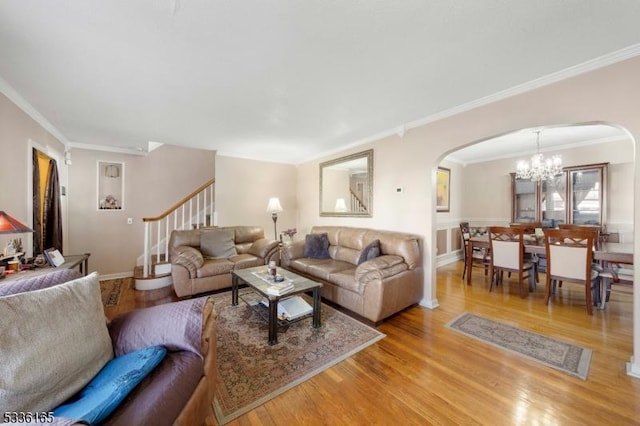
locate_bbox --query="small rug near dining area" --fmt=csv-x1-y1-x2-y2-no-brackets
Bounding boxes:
446,312,592,380
211,290,385,425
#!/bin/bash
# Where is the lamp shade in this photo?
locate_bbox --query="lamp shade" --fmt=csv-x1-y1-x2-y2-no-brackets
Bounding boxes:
0,211,33,234
266,197,283,213
334,198,348,212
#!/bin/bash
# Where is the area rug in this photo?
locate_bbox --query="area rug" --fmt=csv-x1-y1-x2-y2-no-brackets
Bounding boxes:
446,312,592,380
211,290,385,424
99,278,128,307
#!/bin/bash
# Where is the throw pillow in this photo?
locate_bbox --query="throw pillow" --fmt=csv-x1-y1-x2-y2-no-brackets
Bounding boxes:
53,346,167,424
304,233,330,259
0,272,113,413
357,239,381,265
108,296,212,357
200,228,237,258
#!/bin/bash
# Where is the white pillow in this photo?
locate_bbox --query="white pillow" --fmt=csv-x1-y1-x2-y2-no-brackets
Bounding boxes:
0,272,113,412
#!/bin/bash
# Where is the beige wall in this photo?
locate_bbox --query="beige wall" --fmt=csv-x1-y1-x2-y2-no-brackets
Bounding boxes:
67,145,215,276
0,92,67,256
215,155,297,240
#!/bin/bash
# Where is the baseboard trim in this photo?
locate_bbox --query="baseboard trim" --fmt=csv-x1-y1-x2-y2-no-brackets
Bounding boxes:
98,271,133,281
419,297,439,309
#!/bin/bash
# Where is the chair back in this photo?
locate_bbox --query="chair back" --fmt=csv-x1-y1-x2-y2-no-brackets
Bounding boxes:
488,226,524,269
460,222,471,241
543,228,595,283
509,222,541,235
558,224,601,249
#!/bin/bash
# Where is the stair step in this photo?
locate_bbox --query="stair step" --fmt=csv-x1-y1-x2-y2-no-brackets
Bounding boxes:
133,265,171,280
133,265,173,291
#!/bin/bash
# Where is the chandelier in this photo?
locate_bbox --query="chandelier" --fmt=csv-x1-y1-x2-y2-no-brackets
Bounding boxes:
515,130,562,182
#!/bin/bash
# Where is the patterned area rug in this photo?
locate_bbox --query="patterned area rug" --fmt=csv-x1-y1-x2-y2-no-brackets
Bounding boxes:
211,290,385,424
447,312,592,380
99,278,128,307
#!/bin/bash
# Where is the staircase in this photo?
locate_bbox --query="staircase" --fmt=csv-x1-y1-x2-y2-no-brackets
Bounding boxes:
134,178,215,291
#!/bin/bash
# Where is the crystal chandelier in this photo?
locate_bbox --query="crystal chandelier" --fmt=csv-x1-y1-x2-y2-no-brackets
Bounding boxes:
515,130,562,182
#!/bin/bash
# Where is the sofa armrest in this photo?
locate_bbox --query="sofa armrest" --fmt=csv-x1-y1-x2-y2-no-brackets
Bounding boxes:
355,255,408,283
247,238,279,259
108,296,215,357
280,240,305,266
171,245,204,276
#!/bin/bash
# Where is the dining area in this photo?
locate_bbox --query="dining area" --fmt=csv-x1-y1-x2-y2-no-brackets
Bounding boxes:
462,222,634,315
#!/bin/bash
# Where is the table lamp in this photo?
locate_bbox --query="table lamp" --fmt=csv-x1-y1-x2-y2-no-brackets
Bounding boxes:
0,211,33,258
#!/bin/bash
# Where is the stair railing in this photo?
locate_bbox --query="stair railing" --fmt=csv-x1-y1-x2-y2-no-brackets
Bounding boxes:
141,178,215,277
350,188,368,213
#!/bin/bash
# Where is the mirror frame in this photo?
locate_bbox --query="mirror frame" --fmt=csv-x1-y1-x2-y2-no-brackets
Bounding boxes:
319,149,373,217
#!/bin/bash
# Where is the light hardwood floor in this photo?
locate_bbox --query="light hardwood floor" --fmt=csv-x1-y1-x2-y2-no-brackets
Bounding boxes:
106,261,640,425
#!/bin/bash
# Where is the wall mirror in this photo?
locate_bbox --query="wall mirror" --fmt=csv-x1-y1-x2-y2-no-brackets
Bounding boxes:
320,149,373,217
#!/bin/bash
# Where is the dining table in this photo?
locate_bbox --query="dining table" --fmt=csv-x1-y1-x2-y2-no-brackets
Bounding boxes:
465,234,634,285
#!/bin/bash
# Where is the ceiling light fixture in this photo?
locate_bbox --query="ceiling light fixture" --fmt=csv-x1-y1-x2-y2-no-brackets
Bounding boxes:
515,130,562,182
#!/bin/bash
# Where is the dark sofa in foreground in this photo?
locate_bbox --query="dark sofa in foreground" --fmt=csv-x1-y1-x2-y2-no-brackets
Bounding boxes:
0,269,216,425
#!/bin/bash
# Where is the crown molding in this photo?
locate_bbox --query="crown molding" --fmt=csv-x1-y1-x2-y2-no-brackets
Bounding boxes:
67,142,148,156
3,44,640,160
403,44,640,132
299,44,640,165
0,76,70,146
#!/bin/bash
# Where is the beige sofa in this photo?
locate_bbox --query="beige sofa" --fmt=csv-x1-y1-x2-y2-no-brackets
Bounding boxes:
169,226,280,297
281,226,423,323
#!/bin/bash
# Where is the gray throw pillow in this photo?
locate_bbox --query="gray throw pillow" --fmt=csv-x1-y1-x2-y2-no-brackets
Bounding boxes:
304,233,330,259
200,229,237,258
357,239,381,265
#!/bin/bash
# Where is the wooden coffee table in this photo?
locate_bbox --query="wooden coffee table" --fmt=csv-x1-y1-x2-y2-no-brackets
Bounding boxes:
231,265,322,345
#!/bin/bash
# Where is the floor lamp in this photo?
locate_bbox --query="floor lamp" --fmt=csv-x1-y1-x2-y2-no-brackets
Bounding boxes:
266,198,283,240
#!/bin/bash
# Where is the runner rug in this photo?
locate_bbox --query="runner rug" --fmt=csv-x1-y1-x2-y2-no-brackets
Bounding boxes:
446,312,592,380
211,290,385,424
99,278,128,307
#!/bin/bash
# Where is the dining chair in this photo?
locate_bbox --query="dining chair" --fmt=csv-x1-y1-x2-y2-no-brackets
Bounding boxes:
488,226,535,298
598,264,633,310
510,222,543,282
556,224,603,289
542,228,600,315
460,222,490,280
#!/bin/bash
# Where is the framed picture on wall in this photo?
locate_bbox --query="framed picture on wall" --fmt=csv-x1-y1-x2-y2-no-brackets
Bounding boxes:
98,161,124,210
436,167,450,212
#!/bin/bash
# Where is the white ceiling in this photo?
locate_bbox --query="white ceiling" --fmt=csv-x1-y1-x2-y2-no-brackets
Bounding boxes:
1,1,640,164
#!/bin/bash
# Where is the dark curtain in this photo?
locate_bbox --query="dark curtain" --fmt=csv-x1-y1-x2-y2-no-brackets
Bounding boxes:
44,159,63,252
32,148,63,254
32,149,43,255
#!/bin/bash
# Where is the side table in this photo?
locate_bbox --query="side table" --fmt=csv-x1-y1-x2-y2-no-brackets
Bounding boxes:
2,253,91,283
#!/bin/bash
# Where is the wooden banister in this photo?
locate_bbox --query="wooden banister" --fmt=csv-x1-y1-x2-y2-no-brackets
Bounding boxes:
143,178,215,222
350,188,367,212
140,178,215,277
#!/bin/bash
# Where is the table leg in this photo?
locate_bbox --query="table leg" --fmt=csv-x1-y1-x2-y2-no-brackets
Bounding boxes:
232,275,239,306
312,287,321,328
466,242,473,285
268,298,278,345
